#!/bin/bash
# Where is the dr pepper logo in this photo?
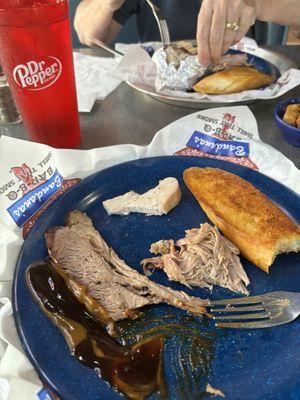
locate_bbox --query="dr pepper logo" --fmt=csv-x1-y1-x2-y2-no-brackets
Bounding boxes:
13,56,62,91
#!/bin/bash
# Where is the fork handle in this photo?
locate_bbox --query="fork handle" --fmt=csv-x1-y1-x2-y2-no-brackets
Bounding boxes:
145,0,171,46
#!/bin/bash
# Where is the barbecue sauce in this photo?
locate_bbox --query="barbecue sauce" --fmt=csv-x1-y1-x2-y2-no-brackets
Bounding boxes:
26,260,165,400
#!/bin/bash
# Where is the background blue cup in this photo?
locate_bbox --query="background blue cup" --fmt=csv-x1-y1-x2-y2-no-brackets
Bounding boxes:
274,98,300,147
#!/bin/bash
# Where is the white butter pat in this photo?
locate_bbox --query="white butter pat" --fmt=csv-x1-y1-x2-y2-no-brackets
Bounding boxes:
103,177,182,216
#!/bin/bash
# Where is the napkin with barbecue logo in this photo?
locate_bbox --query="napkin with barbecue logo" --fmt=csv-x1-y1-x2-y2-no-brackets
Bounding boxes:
0,106,300,399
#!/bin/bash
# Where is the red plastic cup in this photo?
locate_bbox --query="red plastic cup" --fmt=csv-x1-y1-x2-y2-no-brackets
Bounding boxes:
0,0,81,148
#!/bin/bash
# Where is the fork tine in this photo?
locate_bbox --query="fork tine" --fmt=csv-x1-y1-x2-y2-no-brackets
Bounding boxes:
213,312,270,321
210,304,266,313
209,295,263,306
215,317,288,329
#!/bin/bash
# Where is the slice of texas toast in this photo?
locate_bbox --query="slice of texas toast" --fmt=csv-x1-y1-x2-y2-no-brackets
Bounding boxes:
183,167,300,272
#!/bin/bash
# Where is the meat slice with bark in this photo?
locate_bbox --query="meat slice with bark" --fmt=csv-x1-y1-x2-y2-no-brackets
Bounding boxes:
45,211,208,323
141,223,250,295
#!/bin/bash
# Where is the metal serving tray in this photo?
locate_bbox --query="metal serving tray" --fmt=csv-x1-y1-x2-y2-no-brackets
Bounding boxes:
126,46,296,109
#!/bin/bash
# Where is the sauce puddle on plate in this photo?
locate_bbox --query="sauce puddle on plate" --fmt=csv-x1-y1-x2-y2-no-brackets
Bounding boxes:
27,260,165,400
26,259,216,399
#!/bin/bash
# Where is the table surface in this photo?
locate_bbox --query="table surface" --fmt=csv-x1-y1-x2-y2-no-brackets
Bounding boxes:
2,45,300,168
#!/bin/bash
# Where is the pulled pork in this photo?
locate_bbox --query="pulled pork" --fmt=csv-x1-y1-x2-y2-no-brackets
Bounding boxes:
141,223,249,295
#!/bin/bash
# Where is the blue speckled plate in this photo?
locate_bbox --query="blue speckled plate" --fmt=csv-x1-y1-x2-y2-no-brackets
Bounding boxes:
13,156,300,400
227,49,281,80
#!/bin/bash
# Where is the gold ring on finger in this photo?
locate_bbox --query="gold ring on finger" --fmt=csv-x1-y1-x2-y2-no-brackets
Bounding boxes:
225,22,239,32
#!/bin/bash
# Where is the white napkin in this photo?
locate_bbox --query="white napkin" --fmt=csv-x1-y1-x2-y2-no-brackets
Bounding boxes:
73,52,122,113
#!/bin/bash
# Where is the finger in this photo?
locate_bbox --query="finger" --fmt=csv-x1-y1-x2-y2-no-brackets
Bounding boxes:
222,4,241,54
234,5,256,43
197,0,214,65
209,1,226,63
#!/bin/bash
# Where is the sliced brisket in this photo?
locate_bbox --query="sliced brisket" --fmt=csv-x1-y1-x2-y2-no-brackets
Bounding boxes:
45,211,208,322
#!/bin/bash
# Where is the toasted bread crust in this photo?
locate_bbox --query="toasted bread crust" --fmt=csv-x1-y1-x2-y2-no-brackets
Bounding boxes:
183,167,300,272
193,66,274,94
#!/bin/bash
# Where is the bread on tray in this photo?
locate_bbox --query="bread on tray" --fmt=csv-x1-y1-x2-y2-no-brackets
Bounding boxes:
183,167,300,272
193,66,274,94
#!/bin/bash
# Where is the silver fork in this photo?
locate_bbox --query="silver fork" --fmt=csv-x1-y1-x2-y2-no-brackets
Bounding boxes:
145,0,171,47
209,291,300,329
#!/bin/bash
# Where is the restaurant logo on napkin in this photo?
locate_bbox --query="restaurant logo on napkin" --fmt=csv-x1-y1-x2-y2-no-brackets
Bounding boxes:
187,131,250,158
7,162,63,227
175,110,258,170
0,150,81,236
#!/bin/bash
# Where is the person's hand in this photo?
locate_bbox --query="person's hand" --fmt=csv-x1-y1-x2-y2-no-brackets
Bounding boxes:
75,0,125,46
197,0,258,65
